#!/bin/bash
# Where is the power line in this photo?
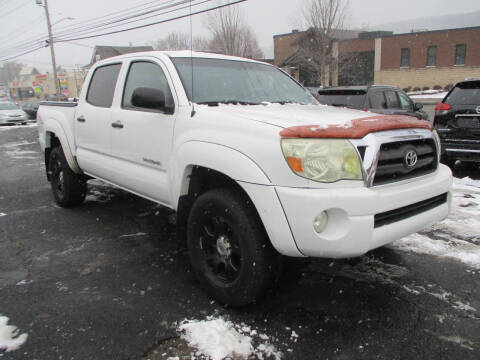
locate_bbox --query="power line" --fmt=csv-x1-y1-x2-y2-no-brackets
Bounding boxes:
54,0,209,40
55,0,247,43
0,0,31,21
0,0,247,63
0,0,187,55
53,0,194,38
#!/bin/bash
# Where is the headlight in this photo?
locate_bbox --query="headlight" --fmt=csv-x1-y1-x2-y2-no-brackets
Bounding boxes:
281,139,363,182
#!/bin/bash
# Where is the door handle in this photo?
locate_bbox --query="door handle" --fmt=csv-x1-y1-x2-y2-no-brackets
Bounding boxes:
77,116,85,123
111,121,124,129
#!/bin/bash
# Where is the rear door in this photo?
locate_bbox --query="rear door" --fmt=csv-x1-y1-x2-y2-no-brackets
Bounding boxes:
75,62,122,179
110,58,177,205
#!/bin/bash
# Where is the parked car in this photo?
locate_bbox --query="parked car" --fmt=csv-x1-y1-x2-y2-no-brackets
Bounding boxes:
434,78,480,167
37,51,451,306
0,101,28,125
317,85,428,120
22,101,40,120
45,93,68,101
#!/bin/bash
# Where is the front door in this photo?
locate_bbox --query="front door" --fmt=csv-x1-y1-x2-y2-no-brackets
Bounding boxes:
110,59,177,205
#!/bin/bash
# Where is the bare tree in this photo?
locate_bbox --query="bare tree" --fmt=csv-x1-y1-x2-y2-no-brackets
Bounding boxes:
152,32,210,52
0,61,23,84
206,5,263,59
298,0,349,86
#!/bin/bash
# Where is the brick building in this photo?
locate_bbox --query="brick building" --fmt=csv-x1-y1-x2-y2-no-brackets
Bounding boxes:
274,26,480,88
333,26,480,88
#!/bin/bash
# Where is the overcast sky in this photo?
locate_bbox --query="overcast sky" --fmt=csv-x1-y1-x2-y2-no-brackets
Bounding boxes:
1,0,479,72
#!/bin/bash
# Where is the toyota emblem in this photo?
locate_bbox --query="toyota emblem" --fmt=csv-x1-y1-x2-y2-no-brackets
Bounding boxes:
404,150,418,168
476,105,480,114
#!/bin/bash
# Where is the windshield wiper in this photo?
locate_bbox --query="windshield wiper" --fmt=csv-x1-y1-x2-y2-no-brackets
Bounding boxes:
196,100,262,106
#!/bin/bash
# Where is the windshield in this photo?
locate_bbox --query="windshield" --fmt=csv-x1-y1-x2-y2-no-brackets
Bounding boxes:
172,58,316,105
0,102,19,110
317,90,366,108
445,81,480,105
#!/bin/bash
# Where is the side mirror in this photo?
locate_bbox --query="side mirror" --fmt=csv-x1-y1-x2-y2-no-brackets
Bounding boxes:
414,102,423,111
131,87,172,113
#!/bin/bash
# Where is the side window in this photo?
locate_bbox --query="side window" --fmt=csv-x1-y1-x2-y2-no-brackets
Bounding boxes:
398,92,413,111
122,61,174,112
385,91,400,109
86,63,121,107
369,91,386,109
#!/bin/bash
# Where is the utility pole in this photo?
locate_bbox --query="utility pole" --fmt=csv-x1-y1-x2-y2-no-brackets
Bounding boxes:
37,0,60,99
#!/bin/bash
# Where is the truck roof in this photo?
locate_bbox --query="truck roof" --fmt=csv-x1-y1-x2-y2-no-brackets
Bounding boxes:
93,50,267,66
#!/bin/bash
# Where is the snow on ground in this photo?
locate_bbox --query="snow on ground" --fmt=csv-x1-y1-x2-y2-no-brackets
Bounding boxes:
389,177,480,269
0,124,37,131
0,140,38,160
178,316,282,360
0,315,28,352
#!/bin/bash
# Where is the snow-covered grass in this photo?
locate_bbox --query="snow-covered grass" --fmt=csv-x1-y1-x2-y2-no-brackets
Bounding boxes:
0,315,28,352
389,176,480,268
178,316,282,360
408,91,447,100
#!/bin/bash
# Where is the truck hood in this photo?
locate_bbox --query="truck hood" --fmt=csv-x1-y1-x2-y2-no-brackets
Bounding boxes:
196,103,362,129
195,103,432,136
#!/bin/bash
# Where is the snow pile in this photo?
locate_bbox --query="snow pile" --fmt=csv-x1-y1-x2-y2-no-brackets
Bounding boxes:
0,315,28,352
178,316,282,360
390,176,480,268
389,233,480,269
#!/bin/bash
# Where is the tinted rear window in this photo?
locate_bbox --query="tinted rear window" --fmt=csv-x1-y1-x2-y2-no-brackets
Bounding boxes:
317,90,366,108
87,63,122,107
445,81,480,105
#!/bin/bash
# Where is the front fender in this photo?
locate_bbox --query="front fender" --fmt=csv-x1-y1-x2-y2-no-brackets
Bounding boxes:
171,140,271,206
44,119,81,173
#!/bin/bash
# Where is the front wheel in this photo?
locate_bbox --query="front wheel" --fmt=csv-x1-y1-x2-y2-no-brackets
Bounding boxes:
187,188,278,306
49,146,86,207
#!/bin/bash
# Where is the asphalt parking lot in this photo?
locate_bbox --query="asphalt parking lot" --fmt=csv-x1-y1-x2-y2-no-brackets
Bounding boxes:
1,125,479,360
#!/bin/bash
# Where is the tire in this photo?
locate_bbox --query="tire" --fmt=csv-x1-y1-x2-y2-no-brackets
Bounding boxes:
187,188,278,306
49,146,86,207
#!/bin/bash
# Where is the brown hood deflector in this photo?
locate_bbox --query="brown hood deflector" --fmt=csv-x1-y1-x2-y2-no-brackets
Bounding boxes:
279,115,433,139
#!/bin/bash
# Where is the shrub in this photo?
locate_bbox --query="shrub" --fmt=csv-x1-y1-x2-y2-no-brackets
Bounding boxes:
444,83,454,91
422,86,430,91
433,85,443,90
413,87,421,92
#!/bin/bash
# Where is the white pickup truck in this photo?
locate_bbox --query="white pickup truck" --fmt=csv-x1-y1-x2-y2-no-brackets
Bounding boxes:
37,51,452,306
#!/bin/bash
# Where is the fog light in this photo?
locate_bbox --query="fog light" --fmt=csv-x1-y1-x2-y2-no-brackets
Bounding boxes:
313,211,328,233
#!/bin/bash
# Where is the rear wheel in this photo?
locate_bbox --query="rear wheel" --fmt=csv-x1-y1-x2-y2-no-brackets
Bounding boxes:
49,146,86,207
187,188,278,306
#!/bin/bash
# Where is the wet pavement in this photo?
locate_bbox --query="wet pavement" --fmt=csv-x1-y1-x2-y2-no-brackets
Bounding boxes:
0,125,479,360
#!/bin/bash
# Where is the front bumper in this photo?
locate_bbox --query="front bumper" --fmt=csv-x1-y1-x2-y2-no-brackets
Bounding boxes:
275,165,452,258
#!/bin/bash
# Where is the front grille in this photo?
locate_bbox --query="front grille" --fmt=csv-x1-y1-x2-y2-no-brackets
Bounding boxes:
373,139,437,186
374,193,448,228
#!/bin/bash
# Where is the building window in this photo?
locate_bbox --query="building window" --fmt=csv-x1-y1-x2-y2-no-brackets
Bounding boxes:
426,46,437,66
455,44,466,65
400,48,410,67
